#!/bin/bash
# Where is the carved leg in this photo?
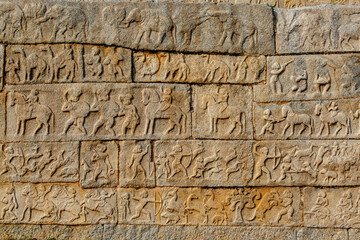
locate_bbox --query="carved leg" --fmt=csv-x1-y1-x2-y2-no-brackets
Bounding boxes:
16,120,21,135
227,122,236,135
91,119,104,136
210,118,214,134
62,118,75,135
334,123,342,136
77,118,87,135
165,120,176,134
20,120,26,135
33,120,43,136
282,123,290,136
105,119,116,136
317,122,324,136
135,30,145,46
144,118,150,135
298,124,306,135
214,118,218,133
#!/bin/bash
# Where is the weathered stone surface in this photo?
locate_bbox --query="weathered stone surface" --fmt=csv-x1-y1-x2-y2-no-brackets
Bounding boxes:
193,85,253,139
296,228,348,240
104,225,159,240
0,224,104,240
80,141,118,188
277,5,360,53
0,1,275,55
0,45,3,90
154,140,253,187
254,100,357,139
0,141,79,183
304,187,360,228
5,83,191,141
134,51,265,84
0,183,117,225
254,54,360,102
119,140,154,188
5,44,132,84
251,140,360,186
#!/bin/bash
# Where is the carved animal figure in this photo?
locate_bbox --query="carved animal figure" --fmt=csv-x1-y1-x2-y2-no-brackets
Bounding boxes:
338,23,360,50
9,91,54,136
134,53,160,78
160,188,187,224
142,88,187,135
200,94,245,135
122,8,174,46
38,4,88,41
203,189,227,225
281,105,313,137
202,55,230,83
315,103,351,136
0,2,25,40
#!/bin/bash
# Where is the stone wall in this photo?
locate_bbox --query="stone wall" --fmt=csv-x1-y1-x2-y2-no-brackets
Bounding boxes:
0,0,360,239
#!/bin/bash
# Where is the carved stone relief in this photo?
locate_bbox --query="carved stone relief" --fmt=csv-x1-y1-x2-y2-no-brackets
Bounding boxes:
5,83,191,141
193,85,253,139
154,140,253,187
134,51,265,84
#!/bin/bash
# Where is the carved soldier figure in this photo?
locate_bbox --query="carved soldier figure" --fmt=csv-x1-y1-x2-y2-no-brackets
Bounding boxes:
155,151,171,180
90,87,119,136
273,190,294,224
0,146,20,176
0,185,18,220
269,61,292,95
61,88,90,135
84,47,103,78
277,148,295,183
118,94,139,136
314,59,331,95
128,145,150,180
103,48,125,81
86,143,114,185
169,145,192,178
130,190,154,221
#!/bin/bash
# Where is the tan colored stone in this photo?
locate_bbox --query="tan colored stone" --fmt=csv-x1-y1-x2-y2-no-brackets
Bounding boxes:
303,187,360,228
0,1,275,55
0,183,116,224
155,187,300,226
254,100,357,139
5,44,131,84
118,187,156,224
119,140,154,187
0,45,3,90
0,141,79,183
80,141,118,188
251,140,360,186
296,228,348,240
134,51,265,84
277,5,360,53
154,140,253,187
5,83,191,141
193,85,253,139
254,55,360,102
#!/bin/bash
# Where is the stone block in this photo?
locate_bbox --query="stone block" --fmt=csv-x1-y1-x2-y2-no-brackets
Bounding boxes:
154,140,254,187
193,85,253,139
134,51,266,84
5,83,191,141
5,44,132,84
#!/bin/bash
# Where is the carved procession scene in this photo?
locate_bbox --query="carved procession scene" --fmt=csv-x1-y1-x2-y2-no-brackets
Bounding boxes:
5,83,191,141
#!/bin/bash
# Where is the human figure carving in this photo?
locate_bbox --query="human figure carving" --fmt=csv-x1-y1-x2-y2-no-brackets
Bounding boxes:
119,192,131,221
273,190,294,224
103,48,125,81
84,47,103,78
155,151,171,180
253,144,280,182
169,145,191,178
260,109,281,135
128,145,150,180
130,190,155,221
314,59,331,96
290,58,308,93
0,184,18,220
118,94,139,136
269,61,292,95
0,146,20,176
61,88,90,135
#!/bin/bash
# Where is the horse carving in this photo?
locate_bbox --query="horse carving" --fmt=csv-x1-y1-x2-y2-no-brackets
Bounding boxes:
9,91,54,136
281,105,313,137
315,102,351,136
142,88,187,135
200,93,245,135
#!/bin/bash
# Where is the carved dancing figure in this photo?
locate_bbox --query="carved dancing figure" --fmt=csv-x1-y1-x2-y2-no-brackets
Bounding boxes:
61,88,90,135
269,61,292,95
128,145,150,180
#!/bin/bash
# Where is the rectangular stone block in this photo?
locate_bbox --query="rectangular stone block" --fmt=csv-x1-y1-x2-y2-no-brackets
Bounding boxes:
193,85,253,139
5,83,191,141
296,228,348,240
134,52,265,84
154,140,253,187
0,45,3,90
118,188,156,224
276,5,360,53
255,54,360,102
0,93,4,140
0,1,275,55
0,183,117,225
80,141,118,188
5,44,131,84
0,141,79,183
119,140,154,187
254,100,358,139
303,187,360,228
251,140,360,186
154,187,301,226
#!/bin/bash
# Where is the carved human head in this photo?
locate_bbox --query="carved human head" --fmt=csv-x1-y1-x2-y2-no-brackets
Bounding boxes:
97,87,111,101
122,192,130,200
272,62,280,70
96,143,107,153
173,144,182,152
123,94,133,105
260,147,269,155
133,145,142,153
67,88,82,102
264,109,271,116
140,189,148,198
4,146,14,154
92,47,100,55
159,151,167,158
163,87,172,95
318,191,327,198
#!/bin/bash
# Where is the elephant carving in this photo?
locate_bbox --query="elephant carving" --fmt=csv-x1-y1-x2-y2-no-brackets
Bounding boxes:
37,4,88,41
0,2,26,40
122,8,174,47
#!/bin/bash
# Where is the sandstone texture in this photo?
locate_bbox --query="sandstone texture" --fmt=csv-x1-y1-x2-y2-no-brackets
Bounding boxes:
1,0,360,239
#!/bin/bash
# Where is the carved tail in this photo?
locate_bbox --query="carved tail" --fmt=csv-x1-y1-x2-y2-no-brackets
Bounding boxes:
240,112,246,134
181,110,187,134
347,117,352,134
172,23,177,46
